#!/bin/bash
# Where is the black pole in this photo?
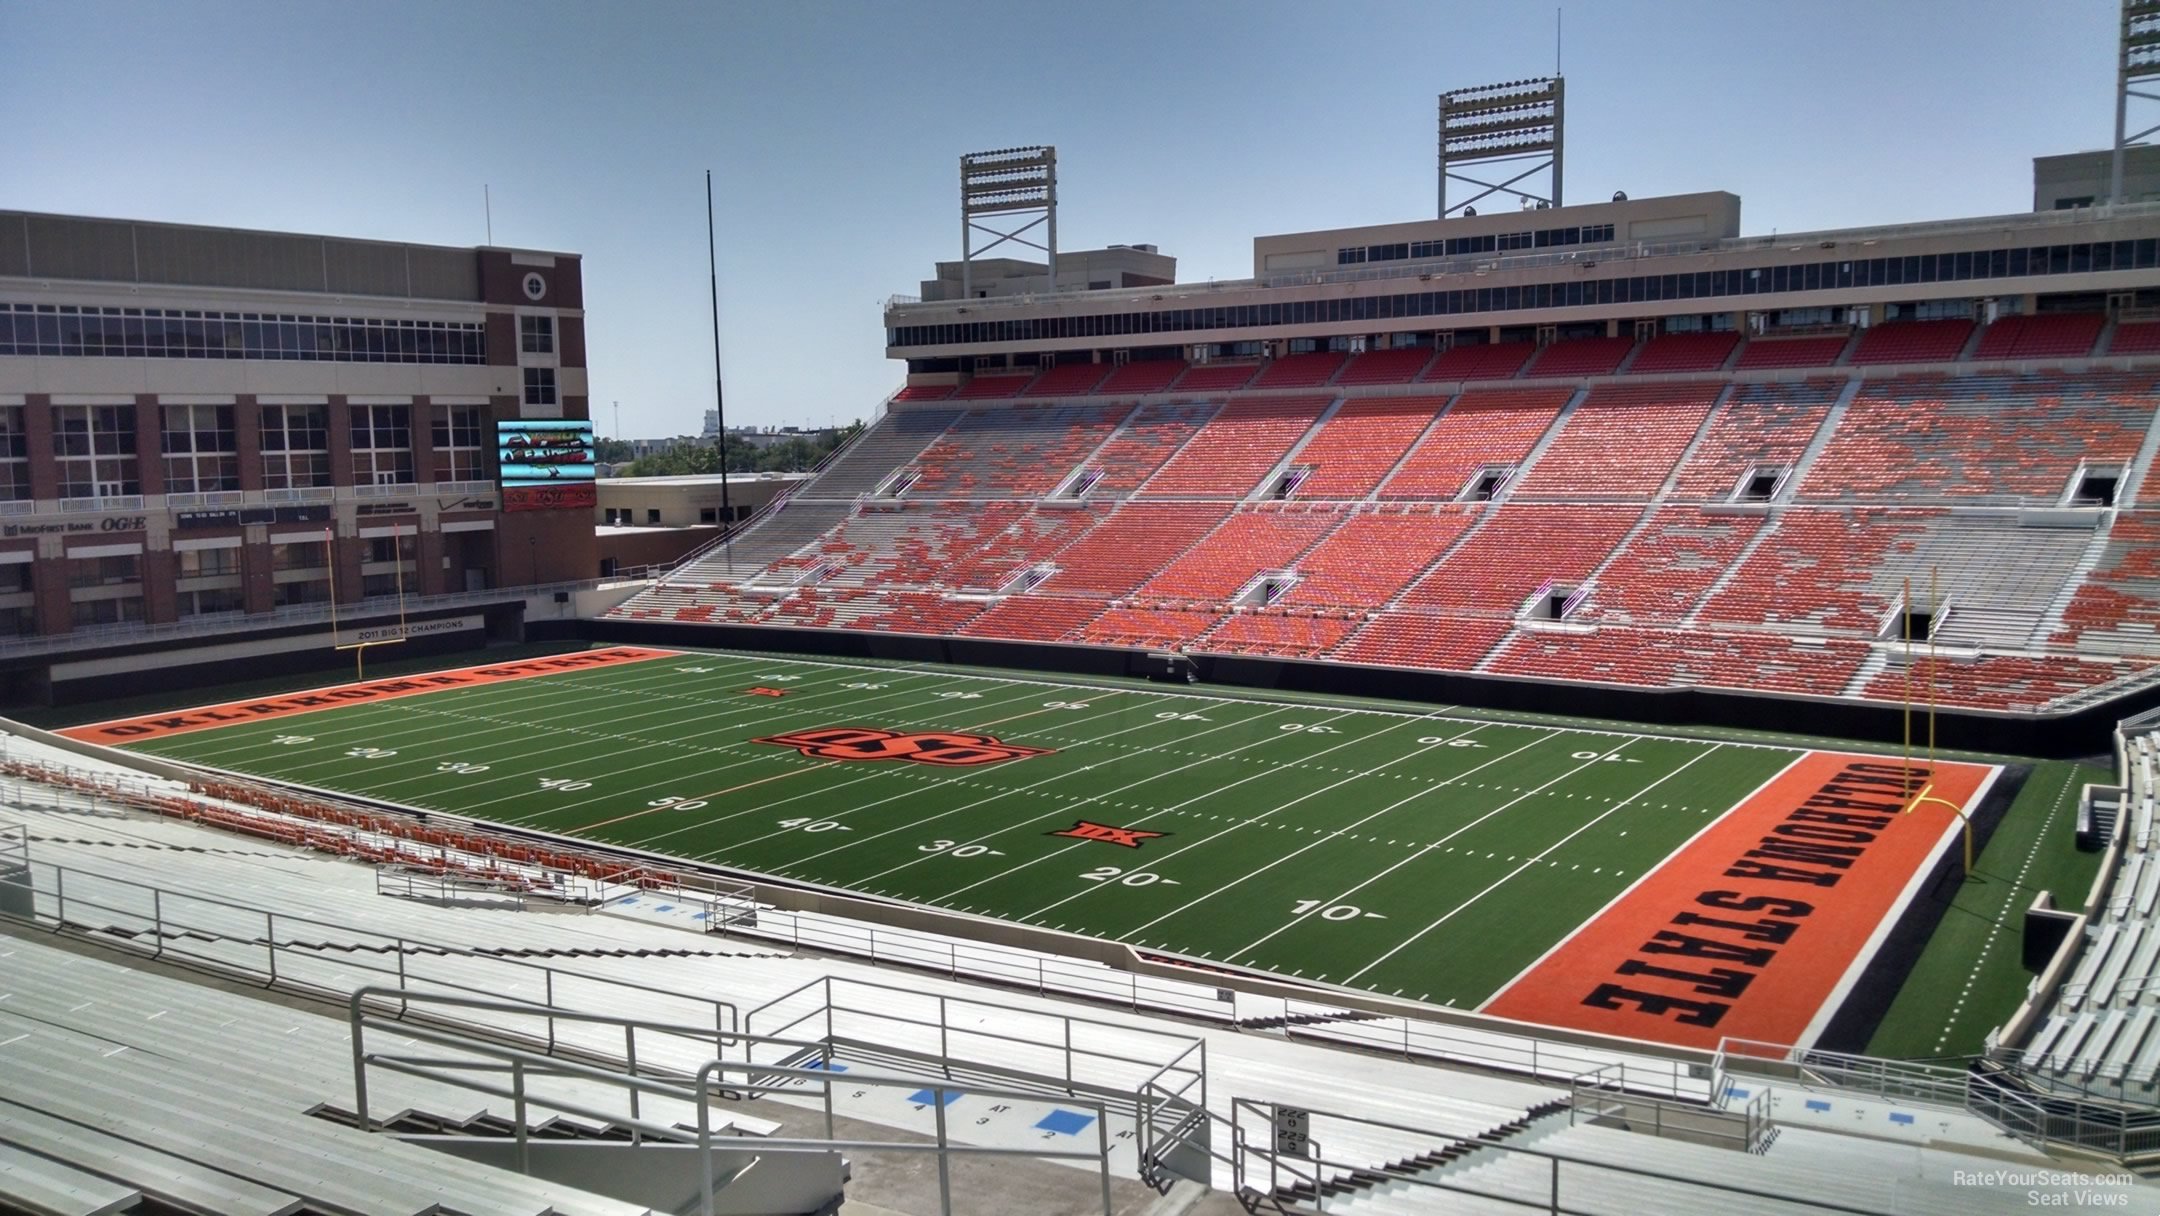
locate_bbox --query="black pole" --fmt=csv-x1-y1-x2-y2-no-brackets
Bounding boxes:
706,170,733,563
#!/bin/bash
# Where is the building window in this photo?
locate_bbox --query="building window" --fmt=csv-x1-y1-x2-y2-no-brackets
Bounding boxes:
0,407,26,501
0,304,484,365
519,315,555,355
52,405,138,499
273,579,328,607
177,588,244,617
647,508,661,524
260,404,331,490
523,367,557,407
431,406,487,482
361,534,415,598
67,553,140,590
161,405,238,494
351,405,414,486
699,507,719,524
177,547,240,578
70,596,144,627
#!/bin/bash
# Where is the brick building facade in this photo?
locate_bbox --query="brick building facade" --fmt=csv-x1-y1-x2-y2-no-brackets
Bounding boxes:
0,210,597,639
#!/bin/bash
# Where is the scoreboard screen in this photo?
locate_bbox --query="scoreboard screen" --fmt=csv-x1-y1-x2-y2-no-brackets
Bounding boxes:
497,419,596,511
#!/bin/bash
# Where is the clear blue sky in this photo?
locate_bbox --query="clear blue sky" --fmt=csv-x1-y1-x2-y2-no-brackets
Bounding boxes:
0,0,2127,437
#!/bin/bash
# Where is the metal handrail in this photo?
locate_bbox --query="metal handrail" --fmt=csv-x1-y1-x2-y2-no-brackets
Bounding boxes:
6,855,741,1045
1228,1097,1895,1216
351,986,1120,1216
741,973,1205,1103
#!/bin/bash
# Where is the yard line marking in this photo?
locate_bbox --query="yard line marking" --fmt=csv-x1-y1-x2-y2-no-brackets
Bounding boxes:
1109,724,1557,940
58,646,684,743
685,651,1803,753
758,703,1312,878
1342,744,1723,984
468,669,1039,822
135,649,781,768
1475,749,1807,1006
1011,715,1482,920
572,764,836,832
605,679,1124,848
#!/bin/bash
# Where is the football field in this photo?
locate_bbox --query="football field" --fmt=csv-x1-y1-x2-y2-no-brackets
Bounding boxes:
68,646,1999,1049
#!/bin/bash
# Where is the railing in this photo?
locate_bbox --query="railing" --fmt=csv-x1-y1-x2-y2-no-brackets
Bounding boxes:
1268,997,1711,1100
57,494,146,514
1714,1037,2160,1163
1227,1098,1889,1216
742,974,1205,1109
2,855,742,1056
262,485,337,504
1568,1062,1763,1152
350,988,1119,1216
374,862,532,908
703,896,1236,1021
0,819,24,870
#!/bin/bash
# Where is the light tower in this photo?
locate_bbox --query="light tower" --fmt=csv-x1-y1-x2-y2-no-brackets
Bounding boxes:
1437,77,1564,218
2114,0,2160,203
959,146,1057,298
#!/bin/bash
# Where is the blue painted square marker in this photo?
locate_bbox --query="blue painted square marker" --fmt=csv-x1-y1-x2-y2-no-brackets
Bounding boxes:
1804,1100,1830,1112
1035,1109,1096,1136
1724,1086,1751,1100
803,1059,848,1072
1889,1112,1915,1125
654,903,675,913
908,1088,960,1107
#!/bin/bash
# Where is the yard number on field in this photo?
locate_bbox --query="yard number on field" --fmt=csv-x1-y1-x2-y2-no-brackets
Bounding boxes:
777,817,850,833
918,839,1005,858
436,761,489,774
1292,899,1385,921
538,776,593,791
649,795,709,811
1081,866,1178,886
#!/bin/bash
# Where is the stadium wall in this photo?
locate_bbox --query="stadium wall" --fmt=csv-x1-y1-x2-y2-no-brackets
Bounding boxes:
550,617,2148,759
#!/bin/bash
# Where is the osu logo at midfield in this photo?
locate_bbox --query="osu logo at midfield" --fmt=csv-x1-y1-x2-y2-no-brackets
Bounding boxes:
754,726,1053,767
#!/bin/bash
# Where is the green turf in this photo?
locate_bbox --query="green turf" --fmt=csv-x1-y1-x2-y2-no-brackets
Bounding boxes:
1864,758,2107,1060
101,646,1856,1009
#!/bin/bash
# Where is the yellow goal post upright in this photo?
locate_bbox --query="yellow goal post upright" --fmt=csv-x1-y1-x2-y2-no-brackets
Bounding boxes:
323,525,409,682
1901,569,1975,874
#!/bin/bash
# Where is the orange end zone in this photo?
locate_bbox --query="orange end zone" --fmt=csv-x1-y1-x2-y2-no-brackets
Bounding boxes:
1480,749,1996,1052
58,647,679,745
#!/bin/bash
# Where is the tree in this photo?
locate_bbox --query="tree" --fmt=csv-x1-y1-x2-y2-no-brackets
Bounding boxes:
618,422,862,478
